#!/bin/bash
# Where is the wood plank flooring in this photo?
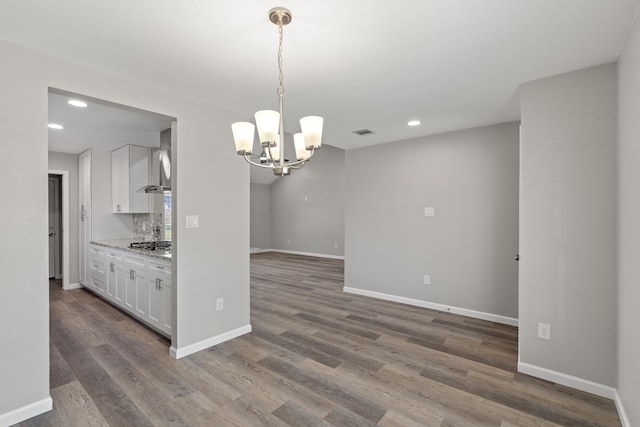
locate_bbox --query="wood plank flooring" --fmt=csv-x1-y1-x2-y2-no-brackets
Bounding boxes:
17,252,621,426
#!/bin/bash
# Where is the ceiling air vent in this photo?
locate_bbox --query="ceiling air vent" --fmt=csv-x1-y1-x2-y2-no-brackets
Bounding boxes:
353,129,375,136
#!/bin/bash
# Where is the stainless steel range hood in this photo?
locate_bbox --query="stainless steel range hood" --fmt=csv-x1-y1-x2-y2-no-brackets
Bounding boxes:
139,127,171,194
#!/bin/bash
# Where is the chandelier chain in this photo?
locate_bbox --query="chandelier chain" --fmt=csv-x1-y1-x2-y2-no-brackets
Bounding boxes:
277,23,284,97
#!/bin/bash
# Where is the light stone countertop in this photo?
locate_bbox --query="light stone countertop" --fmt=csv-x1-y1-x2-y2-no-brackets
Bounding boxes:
91,239,171,261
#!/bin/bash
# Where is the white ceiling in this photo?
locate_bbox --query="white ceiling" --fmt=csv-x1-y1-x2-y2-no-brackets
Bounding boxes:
48,91,173,154
3,0,640,154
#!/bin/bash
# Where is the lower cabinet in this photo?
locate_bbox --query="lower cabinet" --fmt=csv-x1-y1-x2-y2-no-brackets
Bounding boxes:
105,250,125,307
147,260,172,334
88,244,172,337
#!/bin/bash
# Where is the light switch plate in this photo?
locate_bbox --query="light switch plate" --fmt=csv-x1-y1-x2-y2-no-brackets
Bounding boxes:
186,215,199,229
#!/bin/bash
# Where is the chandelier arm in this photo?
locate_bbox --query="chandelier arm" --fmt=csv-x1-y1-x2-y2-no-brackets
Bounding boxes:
243,153,277,169
281,147,316,169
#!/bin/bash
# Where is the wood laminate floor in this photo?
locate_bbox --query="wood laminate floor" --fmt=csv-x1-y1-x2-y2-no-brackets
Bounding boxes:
18,252,620,426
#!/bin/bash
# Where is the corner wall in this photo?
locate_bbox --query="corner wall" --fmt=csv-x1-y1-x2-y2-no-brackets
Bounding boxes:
270,144,345,257
250,183,272,250
618,12,640,425
519,63,617,391
345,122,519,321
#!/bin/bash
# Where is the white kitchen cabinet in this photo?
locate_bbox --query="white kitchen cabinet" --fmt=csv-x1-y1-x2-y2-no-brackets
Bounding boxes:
105,249,125,307
124,253,148,317
86,244,172,338
147,259,172,335
112,145,151,213
79,150,92,286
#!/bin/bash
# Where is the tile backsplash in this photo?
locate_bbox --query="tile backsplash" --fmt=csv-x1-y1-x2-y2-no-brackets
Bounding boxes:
133,213,163,241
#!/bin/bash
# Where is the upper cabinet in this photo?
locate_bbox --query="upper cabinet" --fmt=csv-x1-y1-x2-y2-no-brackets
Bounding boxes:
112,145,151,213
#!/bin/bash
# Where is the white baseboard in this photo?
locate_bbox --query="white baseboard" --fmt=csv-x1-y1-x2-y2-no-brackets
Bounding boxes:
250,248,272,254
343,286,518,326
63,282,81,290
613,389,631,427
517,362,616,400
170,324,252,359
0,396,52,426
266,249,345,260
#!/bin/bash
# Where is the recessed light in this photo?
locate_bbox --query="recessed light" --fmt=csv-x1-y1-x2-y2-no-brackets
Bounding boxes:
68,99,88,108
48,123,64,130
408,120,421,127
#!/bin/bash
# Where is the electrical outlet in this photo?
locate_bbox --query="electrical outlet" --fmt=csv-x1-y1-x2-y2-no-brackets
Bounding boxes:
538,323,551,340
424,207,435,217
424,275,431,285
216,298,224,311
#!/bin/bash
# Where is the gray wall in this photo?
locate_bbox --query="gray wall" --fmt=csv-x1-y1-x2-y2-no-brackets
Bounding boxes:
250,183,272,250
618,15,640,425
345,122,519,319
0,39,249,423
48,152,80,285
519,63,617,387
271,144,345,257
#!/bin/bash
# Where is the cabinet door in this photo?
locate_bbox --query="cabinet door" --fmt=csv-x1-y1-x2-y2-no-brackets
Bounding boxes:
112,147,130,213
107,261,126,307
134,268,149,317
113,262,126,307
124,267,136,312
148,275,163,329
129,146,151,213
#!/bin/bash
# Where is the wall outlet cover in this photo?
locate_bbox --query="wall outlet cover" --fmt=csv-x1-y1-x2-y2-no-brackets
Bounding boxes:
538,322,551,340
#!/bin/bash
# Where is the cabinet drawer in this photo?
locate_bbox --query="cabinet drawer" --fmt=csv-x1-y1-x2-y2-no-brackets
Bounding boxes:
125,254,147,269
90,257,107,275
148,260,171,275
105,250,124,262
90,245,106,256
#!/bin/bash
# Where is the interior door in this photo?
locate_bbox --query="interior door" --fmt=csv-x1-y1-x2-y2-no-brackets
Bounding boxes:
48,175,61,279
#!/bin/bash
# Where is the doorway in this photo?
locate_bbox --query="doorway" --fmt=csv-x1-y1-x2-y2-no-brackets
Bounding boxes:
48,170,70,289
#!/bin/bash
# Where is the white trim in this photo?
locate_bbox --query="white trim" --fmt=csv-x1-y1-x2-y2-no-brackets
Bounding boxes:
0,396,52,426
343,286,518,326
614,389,631,427
63,282,82,290
266,249,345,260
517,362,616,399
169,324,252,359
249,248,272,254
49,169,69,290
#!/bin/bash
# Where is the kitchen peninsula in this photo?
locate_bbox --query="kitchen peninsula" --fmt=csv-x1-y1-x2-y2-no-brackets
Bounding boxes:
87,239,172,337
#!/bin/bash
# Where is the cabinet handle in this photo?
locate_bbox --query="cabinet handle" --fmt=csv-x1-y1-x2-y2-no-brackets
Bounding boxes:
110,263,114,273
158,278,163,290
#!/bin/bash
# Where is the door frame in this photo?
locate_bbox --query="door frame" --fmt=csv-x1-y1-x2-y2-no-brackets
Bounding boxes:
48,169,69,290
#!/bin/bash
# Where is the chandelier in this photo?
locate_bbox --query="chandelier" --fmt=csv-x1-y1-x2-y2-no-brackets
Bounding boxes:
231,7,323,176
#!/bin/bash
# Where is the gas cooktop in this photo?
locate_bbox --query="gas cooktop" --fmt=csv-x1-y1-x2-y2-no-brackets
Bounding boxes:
129,240,171,251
